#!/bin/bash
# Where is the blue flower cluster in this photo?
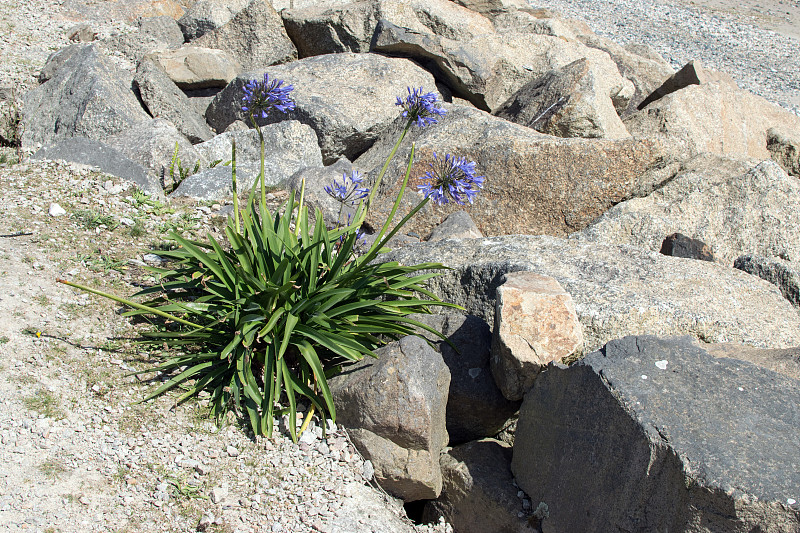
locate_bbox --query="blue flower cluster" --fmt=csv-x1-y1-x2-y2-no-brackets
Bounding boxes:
417,152,484,206
395,87,447,128
242,73,295,118
324,171,370,207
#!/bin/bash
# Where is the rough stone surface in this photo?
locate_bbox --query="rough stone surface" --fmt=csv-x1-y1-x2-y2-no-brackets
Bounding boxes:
133,59,215,143
625,78,800,163
31,137,161,196
328,336,450,501
356,104,666,238
767,126,800,177
734,254,800,310
282,0,495,58
146,46,241,90
191,0,297,72
105,118,205,191
21,44,150,151
136,15,185,48
577,154,800,265
382,235,800,352
173,121,322,200
373,21,621,113
449,0,531,17
37,43,86,83
512,335,800,532
206,53,437,163
659,232,715,262
427,211,482,242
409,313,520,445
491,272,583,401
176,0,250,41
702,341,800,382
422,439,535,533
495,58,631,139
636,60,736,110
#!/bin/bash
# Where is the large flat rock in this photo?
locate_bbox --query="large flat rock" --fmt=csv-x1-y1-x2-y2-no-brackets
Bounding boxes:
512,335,800,532
383,235,800,352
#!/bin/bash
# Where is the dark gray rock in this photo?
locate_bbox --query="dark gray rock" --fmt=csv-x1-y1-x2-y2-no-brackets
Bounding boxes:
411,313,520,444
576,154,800,265
38,44,87,83
422,439,536,533
191,0,297,71
382,235,800,351
137,16,185,47
329,336,450,501
512,335,800,532
134,60,215,144
355,103,665,239
206,52,436,163
734,254,800,310
173,121,322,200
659,232,715,262
22,44,150,151
767,126,800,177
31,137,161,197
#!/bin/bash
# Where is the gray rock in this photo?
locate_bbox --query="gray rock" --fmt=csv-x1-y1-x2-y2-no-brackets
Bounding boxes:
177,0,250,41
512,335,800,532
285,158,359,228
422,439,534,533
146,46,241,90
106,118,206,192
495,58,631,139
206,52,437,163
767,126,800,177
410,313,520,445
281,0,495,58
448,0,532,17
577,154,800,265
329,336,450,501
137,16,185,47
21,44,150,152
382,235,800,351
191,0,297,72
355,104,665,239
734,254,800,310
134,60,215,144
427,211,482,242
38,44,87,83
31,137,161,197
173,121,321,200
325,482,415,533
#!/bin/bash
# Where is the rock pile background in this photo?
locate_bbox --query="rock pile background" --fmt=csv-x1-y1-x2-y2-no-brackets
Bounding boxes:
1,0,799,532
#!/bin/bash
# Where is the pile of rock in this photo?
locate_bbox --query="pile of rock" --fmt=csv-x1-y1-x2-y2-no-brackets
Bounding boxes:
17,0,800,531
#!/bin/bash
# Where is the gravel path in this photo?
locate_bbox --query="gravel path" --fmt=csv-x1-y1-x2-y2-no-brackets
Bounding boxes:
529,0,800,114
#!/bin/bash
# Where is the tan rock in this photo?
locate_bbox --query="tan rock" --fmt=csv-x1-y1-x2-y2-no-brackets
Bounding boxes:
636,60,735,110
146,46,241,89
625,65,800,162
495,57,631,139
490,272,583,401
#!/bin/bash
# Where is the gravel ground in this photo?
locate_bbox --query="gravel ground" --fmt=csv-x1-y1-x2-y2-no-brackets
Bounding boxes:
529,0,800,114
0,161,452,533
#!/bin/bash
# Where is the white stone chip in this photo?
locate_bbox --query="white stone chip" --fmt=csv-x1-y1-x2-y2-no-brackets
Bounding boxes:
655,360,668,370
641,375,648,380
788,498,797,505
48,203,66,217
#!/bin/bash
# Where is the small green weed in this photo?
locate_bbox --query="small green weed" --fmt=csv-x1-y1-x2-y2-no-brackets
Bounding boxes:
38,459,69,480
164,141,201,194
24,390,65,419
129,220,146,238
72,209,118,231
0,335,9,344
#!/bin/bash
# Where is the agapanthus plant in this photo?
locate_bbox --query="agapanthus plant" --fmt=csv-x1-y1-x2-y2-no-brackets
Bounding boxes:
417,152,484,206
59,82,480,443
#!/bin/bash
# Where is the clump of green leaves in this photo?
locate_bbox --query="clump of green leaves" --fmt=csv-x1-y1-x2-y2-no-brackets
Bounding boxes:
164,142,201,194
72,209,118,231
0,86,23,163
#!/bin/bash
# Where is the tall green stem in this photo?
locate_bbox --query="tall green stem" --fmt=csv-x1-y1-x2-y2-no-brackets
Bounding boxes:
231,138,240,234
